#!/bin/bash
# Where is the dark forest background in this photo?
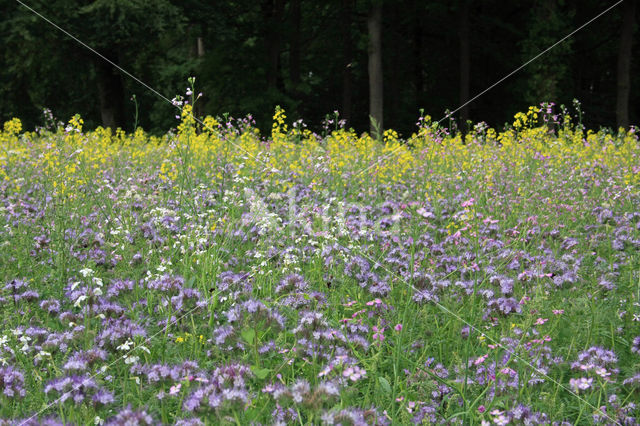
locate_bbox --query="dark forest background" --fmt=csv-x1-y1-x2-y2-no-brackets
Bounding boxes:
1,0,638,136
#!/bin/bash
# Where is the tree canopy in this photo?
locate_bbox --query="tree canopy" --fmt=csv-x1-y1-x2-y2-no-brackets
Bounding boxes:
1,0,637,134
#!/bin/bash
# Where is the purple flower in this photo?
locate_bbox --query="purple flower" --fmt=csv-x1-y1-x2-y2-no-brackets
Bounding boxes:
216,271,252,295
105,405,154,425
321,407,389,426
460,326,470,339
1,416,65,426
183,363,252,413
39,299,61,315
272,404,299,425
147,274,184,293
275,273,309,294
130,360,200,384
106,279,136,299
44,374,114,406
343,365,367,382
3,278,39,303
622,373,640,387
3,278,29,293
0,366,26,398
63,349,108,372
569,377,593,392
486,297,521,316
96,317,146,348
271,379,340,408
570,346,619,375
631,336,640,355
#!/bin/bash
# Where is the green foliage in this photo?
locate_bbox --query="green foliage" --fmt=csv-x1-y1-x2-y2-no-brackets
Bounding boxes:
0,0,637,133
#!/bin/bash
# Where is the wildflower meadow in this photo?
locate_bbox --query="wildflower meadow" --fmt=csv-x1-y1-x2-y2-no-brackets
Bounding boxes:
1,99,639,425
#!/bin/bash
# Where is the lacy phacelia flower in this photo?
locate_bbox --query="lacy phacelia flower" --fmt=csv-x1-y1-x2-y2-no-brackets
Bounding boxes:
0,365,26,398
105,406,154,425
44,375,114,405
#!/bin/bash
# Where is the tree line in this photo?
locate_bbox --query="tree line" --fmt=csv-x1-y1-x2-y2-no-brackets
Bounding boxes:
1,0,637,135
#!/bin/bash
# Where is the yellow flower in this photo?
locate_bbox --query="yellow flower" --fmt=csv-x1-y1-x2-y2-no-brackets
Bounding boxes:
3,118,22,134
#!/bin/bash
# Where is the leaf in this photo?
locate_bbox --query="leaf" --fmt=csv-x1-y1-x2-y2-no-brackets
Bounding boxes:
378,376,391,394
241,328,256,344
251,365,270,379
186,276,196,287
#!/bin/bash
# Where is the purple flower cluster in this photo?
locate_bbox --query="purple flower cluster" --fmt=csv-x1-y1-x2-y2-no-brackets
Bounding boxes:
106,278,136,299
63,349,108,372
0,366,25,399
0,416,64,426
224,299,285,329
183,363,252,413
2,278,39,304
216,271,252,296
96,317,147,348
44,374,114,405
14,325,85,359
130,360,201,384
105,405,155,425
489,404,550,425
631,336,640,355
292,310,360,359
268,379,340,409
276,273,326,309
570,346,619,376
321,407,389,426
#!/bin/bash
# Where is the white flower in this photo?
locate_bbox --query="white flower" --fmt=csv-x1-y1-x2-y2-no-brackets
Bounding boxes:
123,355,139,364
74,295,88,308
117,339,134,351
493,414,510,426
79,268,94,278
35,351,51,362
570,377,593,392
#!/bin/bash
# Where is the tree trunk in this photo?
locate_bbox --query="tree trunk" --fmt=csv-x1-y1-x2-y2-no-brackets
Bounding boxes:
264,0,285,92
341,0,353,125
458,0,471,132
95,57,125,130
289,0,301,92
195,35,205,127
368,1,383,135
289,0,302,116
412,0,423,112
616,0,635,129
388,5,400,130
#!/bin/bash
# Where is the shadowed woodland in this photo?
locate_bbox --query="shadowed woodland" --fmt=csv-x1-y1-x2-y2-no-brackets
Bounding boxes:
1,0,638,134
